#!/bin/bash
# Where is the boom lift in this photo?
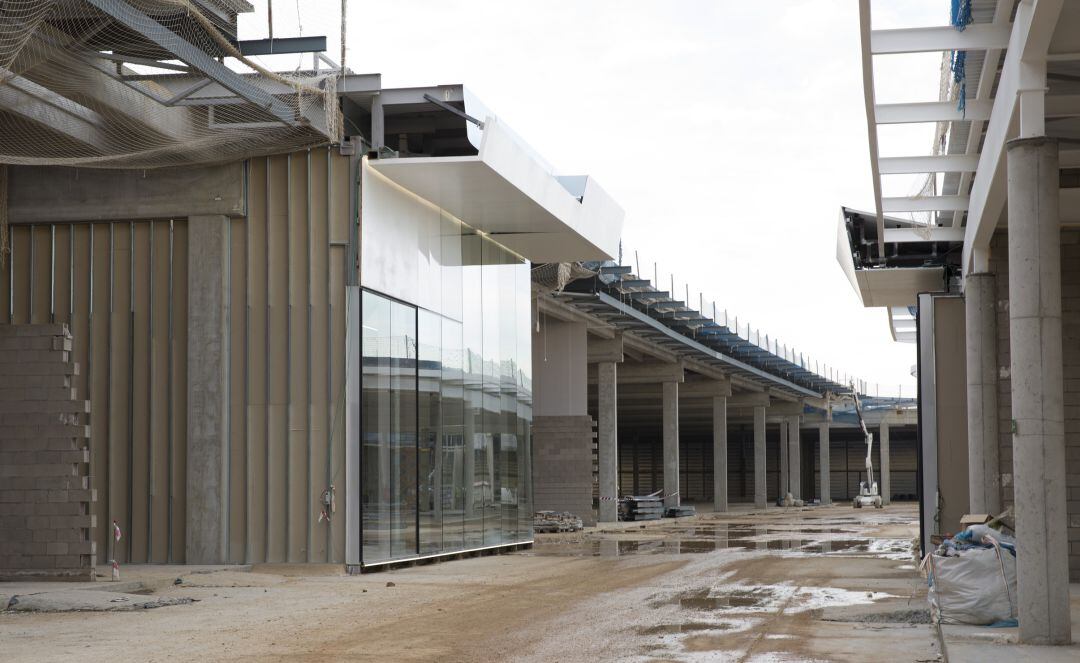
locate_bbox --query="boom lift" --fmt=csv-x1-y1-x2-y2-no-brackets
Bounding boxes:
851,389,883,509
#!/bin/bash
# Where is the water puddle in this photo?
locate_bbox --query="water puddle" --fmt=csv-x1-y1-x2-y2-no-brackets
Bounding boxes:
637,621,736,636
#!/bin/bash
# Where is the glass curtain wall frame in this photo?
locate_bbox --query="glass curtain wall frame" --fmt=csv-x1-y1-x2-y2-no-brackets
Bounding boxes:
358,226,533,567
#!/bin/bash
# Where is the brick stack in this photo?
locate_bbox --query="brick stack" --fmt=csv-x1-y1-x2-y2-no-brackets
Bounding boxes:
0,324,96,581
531,415,596,526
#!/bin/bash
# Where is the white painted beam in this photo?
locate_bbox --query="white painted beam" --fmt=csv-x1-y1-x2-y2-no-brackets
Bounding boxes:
858,0,886,260
879,154,980,174
950,0,1013,228
963,0,1064,273
875,100,992,124
882,195,969,213
883,227,966,243
870,24,1010,54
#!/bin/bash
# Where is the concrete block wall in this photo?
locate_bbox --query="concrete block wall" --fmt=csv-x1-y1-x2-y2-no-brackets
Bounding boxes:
0,324,96,580
532,415,596,526
990,230,1080,581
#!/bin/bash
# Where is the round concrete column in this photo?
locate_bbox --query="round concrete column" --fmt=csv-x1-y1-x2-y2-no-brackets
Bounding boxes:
662,381,680,509
712,396,728,512
964,271,1001,515
753,405,766,509
818,423,831,505
787,417,801,500
1006,136,1071,645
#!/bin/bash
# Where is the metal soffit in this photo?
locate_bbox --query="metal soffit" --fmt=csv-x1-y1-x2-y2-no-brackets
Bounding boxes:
554,264,858,401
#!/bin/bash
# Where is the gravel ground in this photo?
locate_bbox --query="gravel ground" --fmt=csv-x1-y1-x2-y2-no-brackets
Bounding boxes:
0,503,940,662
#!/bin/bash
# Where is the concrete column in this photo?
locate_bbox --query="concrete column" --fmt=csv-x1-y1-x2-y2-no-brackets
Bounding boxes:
753,405,766,509
712,396,728,512
662,381,680,508
964,272,1001,515
186,215,229,564
879,421,890,506
597,362,618,522
778,419,789,497
1007,136,1071,645
818,423,831,505
787,417,801,500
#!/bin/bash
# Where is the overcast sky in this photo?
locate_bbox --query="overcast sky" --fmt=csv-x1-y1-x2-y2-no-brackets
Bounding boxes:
240,0,950,396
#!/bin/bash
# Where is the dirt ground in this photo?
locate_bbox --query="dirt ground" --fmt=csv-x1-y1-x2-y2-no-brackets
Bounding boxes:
0,504,942,662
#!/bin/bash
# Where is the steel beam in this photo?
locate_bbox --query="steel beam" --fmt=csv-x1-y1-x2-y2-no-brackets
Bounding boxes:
882,195,969,213
964,0,1065,273
870,24,1010,54
235,36,328,56
875,100,992,124
83,0,297,126
879,154,980,174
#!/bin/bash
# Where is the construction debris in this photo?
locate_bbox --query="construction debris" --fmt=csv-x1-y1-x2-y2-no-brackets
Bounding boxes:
620,495,665,521
533,511,584,533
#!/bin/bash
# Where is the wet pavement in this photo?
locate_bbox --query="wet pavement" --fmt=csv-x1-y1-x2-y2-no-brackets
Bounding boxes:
521,504,937,662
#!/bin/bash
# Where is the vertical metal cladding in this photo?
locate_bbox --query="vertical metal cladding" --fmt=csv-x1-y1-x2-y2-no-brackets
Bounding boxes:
0,147,351,564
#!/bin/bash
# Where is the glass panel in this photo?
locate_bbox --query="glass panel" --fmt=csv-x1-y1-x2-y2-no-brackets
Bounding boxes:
517,262,534,539
481,241,502,546
418,309,441,555
498,253,519,543
390,301,418,558
461,230,485,548
360,217,535,560
361,291,392,563
440,214,465,551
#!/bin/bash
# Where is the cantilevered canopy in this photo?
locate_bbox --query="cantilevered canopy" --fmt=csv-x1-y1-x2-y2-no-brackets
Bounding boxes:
853,0,1080,274
836,207,954,308
369,117,623,261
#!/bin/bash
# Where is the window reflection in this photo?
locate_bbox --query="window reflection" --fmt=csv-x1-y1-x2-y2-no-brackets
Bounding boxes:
360,227,533,565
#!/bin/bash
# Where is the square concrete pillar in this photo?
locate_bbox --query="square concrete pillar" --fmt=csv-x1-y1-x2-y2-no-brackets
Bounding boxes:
712,396,728,512
1006,136,1071,645
662,381,680,508
787,417,801,500
818,423,831,505
186,215,230,564
964,272,1001,515
879,422,890,506
597,362,619,522
779,419,789,496
753,405,766,509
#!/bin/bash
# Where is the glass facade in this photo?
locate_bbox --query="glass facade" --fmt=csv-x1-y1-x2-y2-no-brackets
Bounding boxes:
360,219,533,566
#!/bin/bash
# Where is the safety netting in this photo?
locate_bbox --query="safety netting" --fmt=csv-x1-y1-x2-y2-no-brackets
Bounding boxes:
0,0,342,169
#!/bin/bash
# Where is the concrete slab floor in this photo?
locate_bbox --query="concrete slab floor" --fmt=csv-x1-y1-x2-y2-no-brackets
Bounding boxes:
0,504,1072,661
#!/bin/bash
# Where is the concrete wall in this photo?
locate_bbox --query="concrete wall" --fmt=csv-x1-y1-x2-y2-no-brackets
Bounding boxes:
933,296,970,536
0,148,351,565
532,316,587,417
532,415,595,525
990,230,1080,581
0,324,96,580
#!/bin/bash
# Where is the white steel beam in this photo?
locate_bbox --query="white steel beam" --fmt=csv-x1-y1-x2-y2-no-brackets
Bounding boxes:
879,154,980,174
858,0,886,260
883,227,966,243
950,0,1014,228
875,100,992,124
883,195,969,213
963,0,1065,273
870,24,1010,54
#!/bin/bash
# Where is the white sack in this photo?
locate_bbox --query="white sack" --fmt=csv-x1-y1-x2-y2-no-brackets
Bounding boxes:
925,545,1017,625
